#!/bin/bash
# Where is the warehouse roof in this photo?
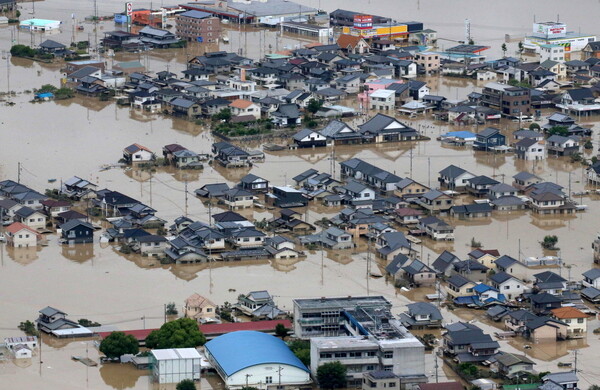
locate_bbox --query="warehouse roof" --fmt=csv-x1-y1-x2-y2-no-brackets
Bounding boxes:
205,331,309,376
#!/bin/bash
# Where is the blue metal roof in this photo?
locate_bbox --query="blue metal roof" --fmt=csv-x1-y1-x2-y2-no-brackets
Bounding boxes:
443,131,476,139
205,331,309,376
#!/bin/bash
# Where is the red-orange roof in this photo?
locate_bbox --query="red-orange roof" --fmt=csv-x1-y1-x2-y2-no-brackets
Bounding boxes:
97,319,292,341
337,34,364,49
6,222,38,235
551,307,588,319
229,99,254,109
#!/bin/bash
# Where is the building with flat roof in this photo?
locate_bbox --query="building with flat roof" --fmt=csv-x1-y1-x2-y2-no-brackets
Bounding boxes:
295,296,426,388
176,10,221,43
293,296,392,338
181,0,317,24
481,82,531,117
19,18,61,31
150,348,202,383
205,331,311,389
524,22,596,53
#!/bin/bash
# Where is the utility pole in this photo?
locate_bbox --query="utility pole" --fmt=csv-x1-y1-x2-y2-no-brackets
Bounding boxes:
436,280,441,308
164,303,167,323
277,366,283,385
409,147,413,177
93,0,99,59
17,162,21,183
427,157,431,186
574,350,578,372
5,51,10,95
184,179,189,217
207,201,212,224
434,349,439,383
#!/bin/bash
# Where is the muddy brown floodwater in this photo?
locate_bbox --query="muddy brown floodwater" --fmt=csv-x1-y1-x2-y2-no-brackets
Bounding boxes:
2,0,600,389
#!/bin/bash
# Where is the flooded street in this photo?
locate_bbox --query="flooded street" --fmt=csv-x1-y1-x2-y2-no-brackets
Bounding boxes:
1,0,600,389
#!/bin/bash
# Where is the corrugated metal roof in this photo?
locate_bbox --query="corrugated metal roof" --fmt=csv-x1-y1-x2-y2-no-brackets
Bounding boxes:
205,331,309,376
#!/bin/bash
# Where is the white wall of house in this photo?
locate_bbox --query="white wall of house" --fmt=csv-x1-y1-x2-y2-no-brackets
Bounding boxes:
8,229,38,247
495,279,527,299
131,150,154,162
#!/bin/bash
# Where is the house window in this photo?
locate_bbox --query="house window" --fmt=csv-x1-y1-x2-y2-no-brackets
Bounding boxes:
577,318,584,323
383,351,393,358
265,377,273,384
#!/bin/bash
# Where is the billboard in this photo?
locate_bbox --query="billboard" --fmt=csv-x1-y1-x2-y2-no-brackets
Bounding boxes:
534,22,566,38
353,15,373,30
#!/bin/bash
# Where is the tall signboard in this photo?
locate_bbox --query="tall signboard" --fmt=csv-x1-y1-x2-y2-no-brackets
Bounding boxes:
533,22,567,38
126,2,133,32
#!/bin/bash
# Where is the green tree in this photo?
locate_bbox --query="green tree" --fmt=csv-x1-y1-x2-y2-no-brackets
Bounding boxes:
166,302,178,316
18,320,39,336
10,44,36,58
145,318,206,349
518,41,524,57
99,331,139,361
212,108,232,121
547,125,568,136
176,379,196,390
275,323,289,339
458,362,479,378
570,152,583,163
317,361,347,389
588,386,600,390
529,123,541,131
288,339,310,366
468,38,474,45
501,43,507,57
78,318,101,327
16,10,21,18
306,99,323,115
541,235,558,250
54,87,74,100
584,140,593,150
38,84,58,93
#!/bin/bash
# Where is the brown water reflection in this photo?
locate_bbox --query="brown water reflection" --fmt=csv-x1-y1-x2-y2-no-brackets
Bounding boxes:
6,245,42,265
99,363,146,390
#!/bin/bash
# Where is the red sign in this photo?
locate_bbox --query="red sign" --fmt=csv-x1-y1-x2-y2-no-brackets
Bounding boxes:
353,14,373,30
126,2,133,16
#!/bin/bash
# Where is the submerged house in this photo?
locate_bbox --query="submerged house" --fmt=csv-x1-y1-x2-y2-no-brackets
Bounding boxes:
123,144,155,164
59,220,94,244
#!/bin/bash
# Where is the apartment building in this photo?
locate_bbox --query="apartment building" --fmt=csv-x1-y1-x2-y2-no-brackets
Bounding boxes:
176,10,221,43
481,82,531,117
294,296,426,388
